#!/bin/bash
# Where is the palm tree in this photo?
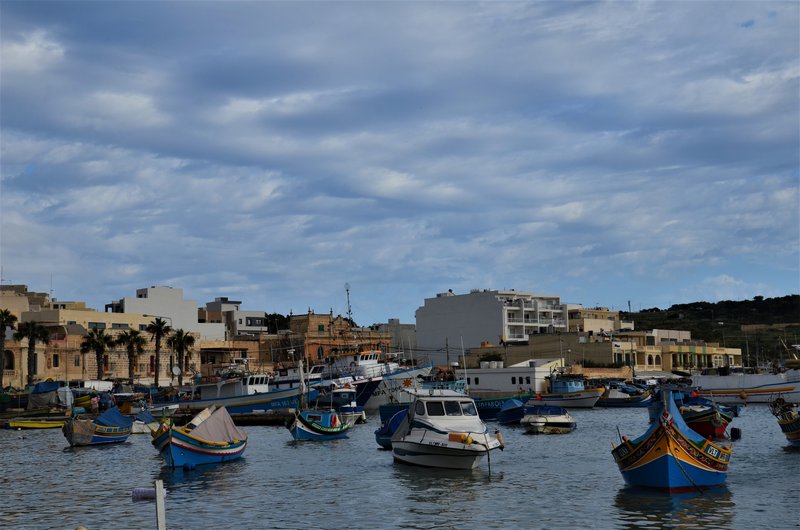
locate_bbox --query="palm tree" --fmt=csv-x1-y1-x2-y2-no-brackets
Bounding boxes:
0,309,19,391
167,329,195,387
116,329,147,386
13,321,50,386
146,318,172,388
80,329,116,380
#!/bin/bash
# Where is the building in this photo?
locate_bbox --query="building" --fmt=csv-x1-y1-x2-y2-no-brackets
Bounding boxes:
288,310,393,364
200,297,275,339
105,286,225,340
415,288,568,364
567,305,634,334
368,318,416,355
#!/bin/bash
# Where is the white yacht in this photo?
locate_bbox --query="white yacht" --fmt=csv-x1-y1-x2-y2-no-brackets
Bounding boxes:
390,389,504,469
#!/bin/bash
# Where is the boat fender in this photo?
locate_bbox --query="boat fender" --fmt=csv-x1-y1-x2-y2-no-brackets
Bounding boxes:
730,427,742,441
495,430,505,450
331,414,338,428
739,391,747,401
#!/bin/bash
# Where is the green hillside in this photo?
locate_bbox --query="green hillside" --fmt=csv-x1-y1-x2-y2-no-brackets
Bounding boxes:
620,294,800,365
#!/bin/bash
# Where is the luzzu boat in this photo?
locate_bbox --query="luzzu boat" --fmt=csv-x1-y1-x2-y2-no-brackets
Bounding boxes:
596,383,653,408
647,390,735,440
768,396,800,447
151,406,247,469
612,388,732,492
390,389,504,469
62,406,134,446
287,409,356,441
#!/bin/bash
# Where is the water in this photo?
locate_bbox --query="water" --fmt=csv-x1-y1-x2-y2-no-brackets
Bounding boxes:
1,406,797,529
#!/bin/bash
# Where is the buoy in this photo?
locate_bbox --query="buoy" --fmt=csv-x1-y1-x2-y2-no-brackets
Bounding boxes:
495,430,505,449
730,427,742,441
739,391,748,401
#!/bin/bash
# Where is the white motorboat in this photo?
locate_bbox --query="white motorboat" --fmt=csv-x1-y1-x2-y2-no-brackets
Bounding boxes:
520,405,576,434
390,389,504,469
691,365,800,404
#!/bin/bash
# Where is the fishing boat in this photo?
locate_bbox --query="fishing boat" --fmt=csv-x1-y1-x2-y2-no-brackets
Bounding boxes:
287,408,356,441
62,406,134,447
520,405,576,434
1,418,67,429
390,389,504,469
475,393,534,421
768,396,800,447
611,388,733,492
313,384,366,424
286,360,357,441
647,389,734,440
178,365,318,418
374,408,408,449
131,410,162,434
691,364,800,404
151,406,247,469
534,372,604,408
596,383,653,408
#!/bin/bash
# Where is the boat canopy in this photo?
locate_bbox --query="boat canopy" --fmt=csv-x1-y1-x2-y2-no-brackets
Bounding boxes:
191,407,246,442
95,406,134,428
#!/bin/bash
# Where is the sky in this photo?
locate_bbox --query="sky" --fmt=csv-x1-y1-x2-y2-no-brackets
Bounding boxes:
1,1,798,326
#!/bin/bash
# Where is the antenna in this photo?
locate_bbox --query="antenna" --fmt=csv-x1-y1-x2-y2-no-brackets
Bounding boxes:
344,283,352,322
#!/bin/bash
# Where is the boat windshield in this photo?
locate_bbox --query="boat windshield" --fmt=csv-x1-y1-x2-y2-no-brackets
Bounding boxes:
460,401,478,416
444,401,462,415
426,401,445,416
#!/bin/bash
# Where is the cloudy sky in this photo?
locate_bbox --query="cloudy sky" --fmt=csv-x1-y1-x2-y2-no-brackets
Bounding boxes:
1,1,798,325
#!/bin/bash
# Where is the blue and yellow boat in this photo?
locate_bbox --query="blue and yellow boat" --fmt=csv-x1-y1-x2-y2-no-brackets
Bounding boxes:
151,406,247,469
768,396,800,447
611,388,732,492
62,406,133,446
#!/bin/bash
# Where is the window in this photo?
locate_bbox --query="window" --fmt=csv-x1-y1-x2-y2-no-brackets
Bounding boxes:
112,323,128,329
526,376,531,384
318,324,325,332
474,377,479,385
426,401,445,416
3,350,14,370
460,401,478,416
89,322,106,330
52,354,59,368
415,401,425,415
139,325,148,331
444,401,462,416
74,355,80,367
511,377,517,385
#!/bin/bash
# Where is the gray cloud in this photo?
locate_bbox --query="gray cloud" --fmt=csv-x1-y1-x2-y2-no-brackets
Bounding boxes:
1,1,797,324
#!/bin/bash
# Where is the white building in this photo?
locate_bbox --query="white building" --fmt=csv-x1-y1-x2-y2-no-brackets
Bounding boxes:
105,286,225,340
415,288,568,364
465,358,564,398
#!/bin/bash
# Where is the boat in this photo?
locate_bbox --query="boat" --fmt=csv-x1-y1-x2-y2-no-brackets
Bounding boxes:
691,364,800,404
1,418,67,429
361,360,435,412
390,389,504,469
62,406,134,447
474,393,534,421
286,360,357,441
131,410,162,434
611,388,733,492
495,398,526,425
287,408,356,441
768,396,800,447
520,405,576,434
151,405,247,469
177,364,319,418
374,408,408,449
647,389,734,440
314,384,366,424
596,382,653,408
534,372,604,408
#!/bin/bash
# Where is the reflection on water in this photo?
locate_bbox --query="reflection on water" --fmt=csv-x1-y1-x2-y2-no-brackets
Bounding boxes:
158,458,247,491
614,486,735,529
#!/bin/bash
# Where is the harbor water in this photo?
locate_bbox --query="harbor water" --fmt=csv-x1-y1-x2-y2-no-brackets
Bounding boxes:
1,406,796,529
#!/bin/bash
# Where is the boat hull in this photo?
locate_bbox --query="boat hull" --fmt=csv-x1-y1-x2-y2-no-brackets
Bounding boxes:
152,426,247,469
62,419,132,446
392,440,489,469
362,364,434,411
178,387,319,416
288,410,355,441
534,388,604,408
612,391,732,492
692,370,800,404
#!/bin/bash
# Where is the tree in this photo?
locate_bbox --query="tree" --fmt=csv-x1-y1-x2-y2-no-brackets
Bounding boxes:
116,329,147,386
13,320,50,386
167,329,195,386
0,309,19,391
80,329,116,380
146,317,172,388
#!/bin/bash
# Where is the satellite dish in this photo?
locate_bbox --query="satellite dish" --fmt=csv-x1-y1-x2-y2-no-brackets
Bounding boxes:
171,366,182,376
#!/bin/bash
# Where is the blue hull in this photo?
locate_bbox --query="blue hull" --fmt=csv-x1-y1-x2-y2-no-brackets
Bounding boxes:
620,452,727,491
179,388,320,415
153,428,247,469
